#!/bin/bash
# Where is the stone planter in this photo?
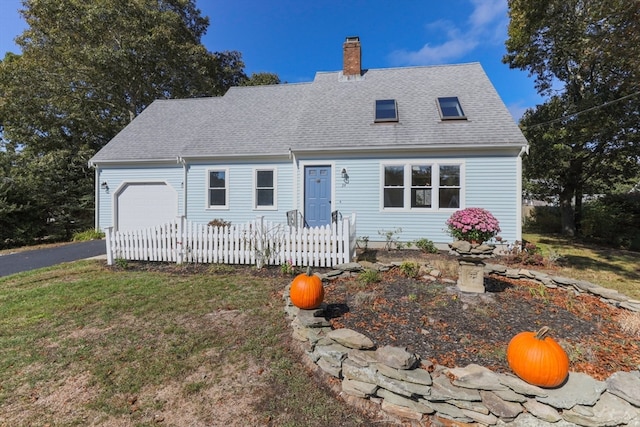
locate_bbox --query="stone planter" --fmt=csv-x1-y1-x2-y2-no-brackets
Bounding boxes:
449,240,496,293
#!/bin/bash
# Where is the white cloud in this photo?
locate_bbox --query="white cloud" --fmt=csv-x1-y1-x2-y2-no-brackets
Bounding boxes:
390,38,478,65
389,0,508,65
469,0,507,29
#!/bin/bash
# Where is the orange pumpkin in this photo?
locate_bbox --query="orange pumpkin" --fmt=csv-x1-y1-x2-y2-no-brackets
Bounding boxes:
507,326,569,388
289,267,324,310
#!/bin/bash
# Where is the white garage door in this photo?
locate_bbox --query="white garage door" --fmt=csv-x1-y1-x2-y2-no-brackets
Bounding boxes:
116,182,178,231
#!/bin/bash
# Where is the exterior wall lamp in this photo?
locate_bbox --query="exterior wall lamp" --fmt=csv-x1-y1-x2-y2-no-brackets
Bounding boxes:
101,181,109,191
341,168,349,184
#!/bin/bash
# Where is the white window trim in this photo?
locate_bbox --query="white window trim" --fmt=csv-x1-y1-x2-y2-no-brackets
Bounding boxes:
253,167,278,210
380,160,464,212
206,167,229,210
438,163,463,210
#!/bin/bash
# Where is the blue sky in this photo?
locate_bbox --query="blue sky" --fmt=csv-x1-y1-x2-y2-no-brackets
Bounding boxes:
0,0,543,121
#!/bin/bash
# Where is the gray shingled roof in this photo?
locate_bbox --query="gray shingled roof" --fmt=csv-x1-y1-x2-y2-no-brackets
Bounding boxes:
89,62,527,164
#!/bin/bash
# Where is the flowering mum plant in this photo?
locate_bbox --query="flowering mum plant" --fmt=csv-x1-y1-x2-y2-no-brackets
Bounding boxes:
446,207,501,243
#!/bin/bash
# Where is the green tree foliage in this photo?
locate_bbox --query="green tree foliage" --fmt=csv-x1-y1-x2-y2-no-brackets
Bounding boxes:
504,0,640,236
581,193,640,250
242,72,282,86
0,0,278,247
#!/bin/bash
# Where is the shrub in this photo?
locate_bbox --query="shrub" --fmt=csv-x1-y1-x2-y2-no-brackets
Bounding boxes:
208,218,231,228
399,261,420,278
72,229,105,241
581,193,640,250
415,238,438,253
356,236,370,251
525,193,640,251
523,206,561,234
378,228,402,250
114,257,129,269
446,208,500,243
358,269,381,285
502,241,545,266
280,260,296,276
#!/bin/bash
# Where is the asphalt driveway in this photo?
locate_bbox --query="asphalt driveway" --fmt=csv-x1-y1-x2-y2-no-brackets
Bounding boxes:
0,240,106,277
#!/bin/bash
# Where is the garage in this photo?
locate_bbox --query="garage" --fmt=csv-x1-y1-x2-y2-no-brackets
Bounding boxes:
115,182,178,231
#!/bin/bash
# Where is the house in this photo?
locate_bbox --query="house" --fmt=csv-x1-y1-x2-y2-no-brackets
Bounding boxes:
89,36,528,247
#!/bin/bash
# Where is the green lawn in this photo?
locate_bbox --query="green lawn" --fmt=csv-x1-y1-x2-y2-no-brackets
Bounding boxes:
0,261,374,427
1,236,638,426
522,233,640,300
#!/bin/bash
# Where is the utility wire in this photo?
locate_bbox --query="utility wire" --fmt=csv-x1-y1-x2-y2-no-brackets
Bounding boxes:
520,89,640,130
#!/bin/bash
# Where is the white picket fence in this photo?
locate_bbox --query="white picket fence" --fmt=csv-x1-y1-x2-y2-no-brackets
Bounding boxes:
104,214,357,268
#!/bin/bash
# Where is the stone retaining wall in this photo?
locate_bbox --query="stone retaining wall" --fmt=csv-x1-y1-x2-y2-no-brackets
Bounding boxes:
483,263,640,313
283,261,640,426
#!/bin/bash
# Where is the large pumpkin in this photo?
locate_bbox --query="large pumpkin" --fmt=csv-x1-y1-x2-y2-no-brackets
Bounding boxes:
507,326,569,388
289,267,324,310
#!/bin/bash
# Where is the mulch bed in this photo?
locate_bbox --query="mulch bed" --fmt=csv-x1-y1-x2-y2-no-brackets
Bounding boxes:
119,257,640,381
324,266,640,381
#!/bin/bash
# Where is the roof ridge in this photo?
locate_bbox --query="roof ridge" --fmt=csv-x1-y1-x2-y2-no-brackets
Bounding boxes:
314,61,483,77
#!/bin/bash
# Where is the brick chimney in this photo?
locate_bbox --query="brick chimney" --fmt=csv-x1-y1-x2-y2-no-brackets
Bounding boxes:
343,36,361,77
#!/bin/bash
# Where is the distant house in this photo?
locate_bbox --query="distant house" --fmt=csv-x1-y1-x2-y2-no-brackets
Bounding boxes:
89,36,528,246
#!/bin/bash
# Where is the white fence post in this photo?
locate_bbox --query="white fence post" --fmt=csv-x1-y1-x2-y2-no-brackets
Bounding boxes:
348,213,357,262
175,216,184,264
255,216,264,269
105,227,114,265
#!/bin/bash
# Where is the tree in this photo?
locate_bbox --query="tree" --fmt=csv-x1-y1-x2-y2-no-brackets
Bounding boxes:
242,72,281,86
2,0,248,153
0,0,273,246
504,0,640,235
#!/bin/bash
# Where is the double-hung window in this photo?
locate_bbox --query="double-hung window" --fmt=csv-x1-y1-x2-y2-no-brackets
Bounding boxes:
255,169,276,209
207,169,228,209
411,165,432,208
439,165,461,208
383,165,404,207
382,163,461,210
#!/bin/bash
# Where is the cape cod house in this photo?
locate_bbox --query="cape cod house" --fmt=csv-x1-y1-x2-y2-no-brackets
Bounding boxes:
89,37,528,248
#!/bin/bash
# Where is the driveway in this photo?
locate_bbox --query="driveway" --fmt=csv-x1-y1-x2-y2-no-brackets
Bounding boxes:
0,240,106,277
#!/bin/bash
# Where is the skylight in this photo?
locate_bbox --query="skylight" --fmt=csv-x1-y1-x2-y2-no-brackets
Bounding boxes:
437,97,466,120
375,99,398,122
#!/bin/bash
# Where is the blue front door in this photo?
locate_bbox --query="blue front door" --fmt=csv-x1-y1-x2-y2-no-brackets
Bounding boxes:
304,166,331,227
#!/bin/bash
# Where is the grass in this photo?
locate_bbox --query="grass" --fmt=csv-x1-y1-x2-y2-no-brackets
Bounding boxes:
0,261,373,426
1,235,638,425
522,233,640,300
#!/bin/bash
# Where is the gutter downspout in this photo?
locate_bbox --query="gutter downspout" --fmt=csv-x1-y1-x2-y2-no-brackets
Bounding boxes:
179,157,188,218
289,148,299,211
516,145,529,242
94,166,100,231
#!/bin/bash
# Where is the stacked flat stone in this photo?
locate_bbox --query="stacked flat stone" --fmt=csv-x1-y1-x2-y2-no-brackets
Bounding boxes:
484,263,640,313
449,240,497,257
284,266,640,426
321,261,640,313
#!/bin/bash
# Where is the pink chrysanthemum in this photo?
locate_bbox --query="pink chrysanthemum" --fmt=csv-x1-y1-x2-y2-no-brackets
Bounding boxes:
446,207,501,243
